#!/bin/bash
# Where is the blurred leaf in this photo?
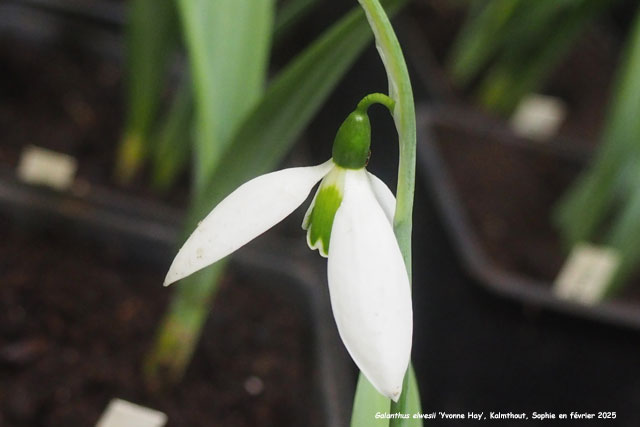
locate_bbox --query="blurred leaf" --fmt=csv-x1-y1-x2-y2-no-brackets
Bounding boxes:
191,0,408,221
604,180,640,296
350,365,421,427
391,366,422,427
145,0,274,385
555,4,640,247
476,0,607,115
147,0,323,192
448,0,612,115
177,0,275,190
115,0,178,183
151,76,193,192
351,375,390,427
554,6,640,299
144,262,226,386
274,0,319,41
447,0,524,86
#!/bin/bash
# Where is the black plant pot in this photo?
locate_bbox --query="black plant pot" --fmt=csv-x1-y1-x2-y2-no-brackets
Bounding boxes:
409,105,640,426
417,106,640,329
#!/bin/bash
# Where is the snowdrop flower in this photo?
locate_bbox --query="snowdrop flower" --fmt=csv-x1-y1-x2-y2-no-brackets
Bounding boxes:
164,99,412,401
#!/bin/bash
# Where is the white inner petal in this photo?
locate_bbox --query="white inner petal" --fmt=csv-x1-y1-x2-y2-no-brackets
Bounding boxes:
164,160,333,285
327,169,412,401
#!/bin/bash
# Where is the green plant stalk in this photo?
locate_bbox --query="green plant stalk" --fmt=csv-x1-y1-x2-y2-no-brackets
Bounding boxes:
145,0,407,387
144,0,274,386
177,0,274,192
555,4,640,246
151,76,193,192
144,263,225,387
116,0,178,183
354,0,422,426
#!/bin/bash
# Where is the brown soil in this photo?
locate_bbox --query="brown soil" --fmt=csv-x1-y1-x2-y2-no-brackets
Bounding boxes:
435,125,577,280
0,216,318,426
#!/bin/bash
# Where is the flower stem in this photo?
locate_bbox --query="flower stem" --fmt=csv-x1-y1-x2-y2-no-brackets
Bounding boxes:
357,92,395,113
352,0,422,426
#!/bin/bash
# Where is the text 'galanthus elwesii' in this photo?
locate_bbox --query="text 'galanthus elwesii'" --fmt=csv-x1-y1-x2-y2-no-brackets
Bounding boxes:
164,95,412,401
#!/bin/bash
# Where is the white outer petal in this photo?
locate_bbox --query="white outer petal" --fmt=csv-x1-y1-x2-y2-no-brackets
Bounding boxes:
327,169,412,401
367,171,396,224
164,160,333,285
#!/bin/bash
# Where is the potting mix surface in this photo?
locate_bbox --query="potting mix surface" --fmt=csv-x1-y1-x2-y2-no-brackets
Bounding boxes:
0,217,318,426
434,125,640,303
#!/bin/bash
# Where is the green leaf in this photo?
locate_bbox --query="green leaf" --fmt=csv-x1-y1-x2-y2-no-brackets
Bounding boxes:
604,180,640,296
555,4,640,246
191,0,408,221
176,0,275,189
554,6,640,299
144,262,226,386
350,366,422,427
476,0,607,115
151,76,193,192
116,0,178,182
447,0,524,86
351,375,391,427
274,0,320,41
391,365,423,427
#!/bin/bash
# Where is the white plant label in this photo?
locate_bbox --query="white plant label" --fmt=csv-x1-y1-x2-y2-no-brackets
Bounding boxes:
17,145,77,190
553,243,620,305
95,399,167,427
510,94,567,141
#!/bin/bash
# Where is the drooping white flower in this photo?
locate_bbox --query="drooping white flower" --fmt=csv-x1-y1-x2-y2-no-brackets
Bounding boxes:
164,105,412,402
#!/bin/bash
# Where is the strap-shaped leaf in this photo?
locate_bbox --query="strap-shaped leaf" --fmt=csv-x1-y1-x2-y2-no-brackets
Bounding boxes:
448,0,525,86
116,0,178,182
177,0,275,189
274,0,319,41
555,6,640,298
351,375,391,427
555,4,640,246
151,76,193,192
191,0,407,221
476,0,607,114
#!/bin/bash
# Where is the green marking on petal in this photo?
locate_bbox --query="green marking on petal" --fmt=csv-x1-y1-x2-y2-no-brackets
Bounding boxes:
305,166,345,257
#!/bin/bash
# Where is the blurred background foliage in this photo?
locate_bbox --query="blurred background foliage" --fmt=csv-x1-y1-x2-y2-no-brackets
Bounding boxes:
445,0,640,300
